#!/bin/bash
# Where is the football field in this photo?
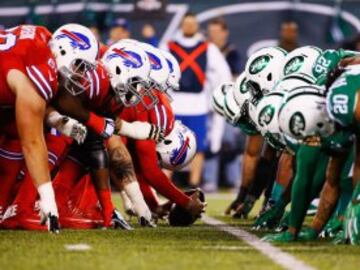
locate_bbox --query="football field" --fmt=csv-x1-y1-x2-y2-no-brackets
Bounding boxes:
0,194,359,270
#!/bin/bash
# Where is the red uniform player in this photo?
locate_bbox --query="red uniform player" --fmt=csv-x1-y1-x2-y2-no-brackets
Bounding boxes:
0,25,60,232
120,91,198,216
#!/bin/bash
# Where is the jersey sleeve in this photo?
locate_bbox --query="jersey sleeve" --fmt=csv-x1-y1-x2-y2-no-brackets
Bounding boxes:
326,71,360,128
149,102,175,136
25,52,58,102
313,49,342,86
83,63,110,108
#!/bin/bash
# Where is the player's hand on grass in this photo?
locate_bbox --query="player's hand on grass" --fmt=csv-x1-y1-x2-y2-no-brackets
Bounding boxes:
40,211,60,234
231,195,256,219
153,201,173,220
275,211,290,232
344,202,360,245
253,204,284,230
298,227,318,241
261,231,296,243
320,216,343,238
225,198,243,216
185,189,206,219
139,216,157,228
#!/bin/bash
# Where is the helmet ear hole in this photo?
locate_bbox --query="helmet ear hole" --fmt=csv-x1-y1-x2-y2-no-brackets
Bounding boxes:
116,66,121,75
317,122,324,129
60,49,66,56
164,140,172,145
267,73,272,81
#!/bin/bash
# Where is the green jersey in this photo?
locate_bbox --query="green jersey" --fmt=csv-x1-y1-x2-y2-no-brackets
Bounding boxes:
313,49,359,86
326,65,360,131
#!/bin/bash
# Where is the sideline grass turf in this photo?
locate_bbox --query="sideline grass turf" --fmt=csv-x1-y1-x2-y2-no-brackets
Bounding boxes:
0,194,359,270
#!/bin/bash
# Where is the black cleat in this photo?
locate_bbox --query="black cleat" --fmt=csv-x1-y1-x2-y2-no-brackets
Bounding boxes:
112,209,133,231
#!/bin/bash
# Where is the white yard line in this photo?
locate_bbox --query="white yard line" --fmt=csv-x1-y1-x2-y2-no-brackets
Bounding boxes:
202,216,316,270
64,243,91,251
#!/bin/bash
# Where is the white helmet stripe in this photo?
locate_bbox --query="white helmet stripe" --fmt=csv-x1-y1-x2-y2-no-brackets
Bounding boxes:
26,66,49,101
94,69,100,97
161,105,167,131
86,71,94,99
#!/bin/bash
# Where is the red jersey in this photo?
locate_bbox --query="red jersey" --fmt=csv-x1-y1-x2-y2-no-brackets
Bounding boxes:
0,25,58,107
83,62,110,111
120,91,174,136
98,43,108,60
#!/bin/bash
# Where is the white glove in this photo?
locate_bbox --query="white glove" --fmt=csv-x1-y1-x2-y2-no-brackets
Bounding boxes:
47,111,87,144
117,120,164,142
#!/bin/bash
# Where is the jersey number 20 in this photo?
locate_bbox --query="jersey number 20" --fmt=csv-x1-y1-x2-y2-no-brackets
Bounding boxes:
332,94,348,114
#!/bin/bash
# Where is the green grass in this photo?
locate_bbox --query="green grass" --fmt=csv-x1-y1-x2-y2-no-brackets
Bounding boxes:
0,194,359,270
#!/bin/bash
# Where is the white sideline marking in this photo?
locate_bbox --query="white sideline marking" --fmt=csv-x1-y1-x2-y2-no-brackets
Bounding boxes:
202,216,316,270
64,244,91,251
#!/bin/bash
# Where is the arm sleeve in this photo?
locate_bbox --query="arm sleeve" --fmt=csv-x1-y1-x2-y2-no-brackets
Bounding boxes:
134,139,191,208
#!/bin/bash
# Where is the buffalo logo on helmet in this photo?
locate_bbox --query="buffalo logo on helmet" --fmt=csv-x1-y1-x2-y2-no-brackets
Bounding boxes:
258,104,275,127
249,55,271,75
170,133,190,166
284,55,305,76
289,112,306,136
166,59,174,73
107,48,143,68
146,52,162,71
56,29,91,50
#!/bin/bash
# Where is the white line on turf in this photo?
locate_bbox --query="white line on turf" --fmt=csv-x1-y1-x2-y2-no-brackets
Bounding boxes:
64,244,91,251
202,216,316,270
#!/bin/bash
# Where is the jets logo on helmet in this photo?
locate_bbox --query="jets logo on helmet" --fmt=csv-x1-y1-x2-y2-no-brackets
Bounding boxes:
56,29,91,50
170,136,190,166
146,52,162,70
107,48,143,68
284,55,304,76
258,105,275,127
249,55,271,74
289,112,306,136
239,76,249,94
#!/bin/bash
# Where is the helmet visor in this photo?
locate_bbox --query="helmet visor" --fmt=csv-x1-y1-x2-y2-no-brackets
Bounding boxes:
114,77,158,110
59,59,96,96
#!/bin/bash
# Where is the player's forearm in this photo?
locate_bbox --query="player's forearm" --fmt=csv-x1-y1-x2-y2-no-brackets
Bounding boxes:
144,169,190,208
21,137,51,186
311,181,340,233
241,152,260,188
